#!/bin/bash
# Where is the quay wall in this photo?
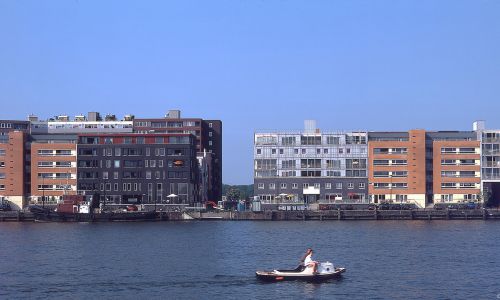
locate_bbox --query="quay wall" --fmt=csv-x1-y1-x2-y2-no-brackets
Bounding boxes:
2,209,500,222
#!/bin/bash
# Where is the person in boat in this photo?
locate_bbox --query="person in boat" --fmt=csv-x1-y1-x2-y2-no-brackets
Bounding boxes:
300,248,318,274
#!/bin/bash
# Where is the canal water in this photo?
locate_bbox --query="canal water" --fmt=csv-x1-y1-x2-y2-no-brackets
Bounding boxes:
1,221,499,299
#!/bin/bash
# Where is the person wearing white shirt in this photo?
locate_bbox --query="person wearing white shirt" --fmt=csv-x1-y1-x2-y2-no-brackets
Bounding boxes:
300,248,318,274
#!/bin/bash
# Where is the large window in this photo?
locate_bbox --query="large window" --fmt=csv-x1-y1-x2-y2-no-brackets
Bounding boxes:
255,159,277,170
326,136,340,145
346,159,366,169
373,160,389,166
300,159,321,168
281,137,296,145
326,160,341,169
458,148,476,154
281,160,296,169
300,136,321,145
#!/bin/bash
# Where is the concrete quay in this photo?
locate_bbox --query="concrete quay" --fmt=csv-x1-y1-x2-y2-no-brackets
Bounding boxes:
1,209,500,222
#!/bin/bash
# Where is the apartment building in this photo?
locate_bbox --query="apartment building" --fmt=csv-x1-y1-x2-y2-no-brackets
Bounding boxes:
0,131,27,209
368,130,426,207
133,110,223,202
254,121,368,206
76,133,199,205
474,121,500,206
368,130,479,208
432,139,480,203
30,135,78,204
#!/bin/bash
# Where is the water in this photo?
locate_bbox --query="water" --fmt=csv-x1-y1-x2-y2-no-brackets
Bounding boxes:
1,221,499,299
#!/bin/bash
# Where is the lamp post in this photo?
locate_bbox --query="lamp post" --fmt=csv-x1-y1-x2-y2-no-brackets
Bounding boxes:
42,174,45,208
389,174,393,203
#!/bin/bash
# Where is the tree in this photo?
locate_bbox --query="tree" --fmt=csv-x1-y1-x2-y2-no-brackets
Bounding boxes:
226,188,241,201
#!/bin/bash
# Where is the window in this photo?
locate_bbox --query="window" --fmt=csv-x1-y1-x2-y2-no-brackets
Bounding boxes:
0,149,5,156
325,183,332,189
458,148,476,154
294,149,299,154
114,160,120,168
392,171,408,177
155,137,164,144
146,171,152,179
103,172,108,180
150,160,156,167
374,160,389,166
282,160,296,169
359,183,365,189
159,148,165,156
441,183,456,189
324,149,328,154
145,160,148,167
269,183,276,190
159,160,164,167
317,149,321,154
374,171,390,178
441,159,455,165
459,171,476,178
335,183,342,189
114,172,119,179
392,183,407,189
137,137,145,144
441,171,456,177
282,137,296,145
326,160,341,169
303,183,309,188
314,183,320,189
441,194,453,201
114,183,119,191
392,160,407,166
280,149,284,155
300,136,321,145
209,131,213,137
256,149,262,155
338,148,344,154
374,183,390,189
459,159,476,165
209,141,213,146
258,183,264,189
459,183,476,189
347,183,354,189
301,149,306,154
280,183,287,189
146,148,151,156
0,161,4,168
441,147,456,153
155,171,161,179
0,173,5,179
272,149,276,155
326,136,340,145
292,183,298,189
326,171,341,177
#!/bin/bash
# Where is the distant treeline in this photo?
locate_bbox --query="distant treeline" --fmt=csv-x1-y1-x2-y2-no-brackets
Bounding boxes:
222,184,254,201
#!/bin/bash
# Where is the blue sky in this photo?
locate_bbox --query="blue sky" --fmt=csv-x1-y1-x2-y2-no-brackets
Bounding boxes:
1,0,500,184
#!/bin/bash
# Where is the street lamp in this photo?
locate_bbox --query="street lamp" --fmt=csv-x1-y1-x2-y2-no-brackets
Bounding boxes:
42,174,45,208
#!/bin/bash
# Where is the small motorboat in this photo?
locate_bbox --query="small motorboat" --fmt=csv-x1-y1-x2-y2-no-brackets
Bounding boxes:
256,261,345,282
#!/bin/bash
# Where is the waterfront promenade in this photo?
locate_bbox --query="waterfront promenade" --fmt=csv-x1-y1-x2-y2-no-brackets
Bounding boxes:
2,208,500,222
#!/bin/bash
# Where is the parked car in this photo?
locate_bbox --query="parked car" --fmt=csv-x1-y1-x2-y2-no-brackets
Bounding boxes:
0,201,12,211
